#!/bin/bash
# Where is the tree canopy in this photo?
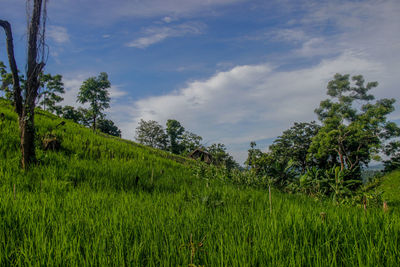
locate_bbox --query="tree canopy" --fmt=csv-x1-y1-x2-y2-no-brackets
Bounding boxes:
38,73,65,115
269,121,320,173
98,118,121,137
166,119,185,154
135,119,168,150
77,72,111,130
310,73,399,175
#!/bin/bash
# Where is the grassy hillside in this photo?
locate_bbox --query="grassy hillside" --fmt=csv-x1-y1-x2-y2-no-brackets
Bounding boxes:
1,99,400,266
378,170,400,207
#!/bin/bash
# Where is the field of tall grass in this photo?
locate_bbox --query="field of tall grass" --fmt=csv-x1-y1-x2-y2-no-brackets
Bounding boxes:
1,99,399,266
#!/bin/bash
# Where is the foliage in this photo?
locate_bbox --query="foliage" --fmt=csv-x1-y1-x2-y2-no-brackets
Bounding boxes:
37,73,65,115
0,61,25,102
97,118,121,137
207,143,239,171
166,119,185,154
245,141,263,169
310,74,399,178
246,74,399,198
61,105,84,123
135,119,168,150
1,63,65,116
383,141,400,172
0,61,13,100
269,121,320,173
77,72,111,130
181,131,203,155
245,143,297,188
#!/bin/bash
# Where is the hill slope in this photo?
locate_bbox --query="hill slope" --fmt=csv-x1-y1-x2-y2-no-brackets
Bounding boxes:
0,99,399,266
379,170,400,206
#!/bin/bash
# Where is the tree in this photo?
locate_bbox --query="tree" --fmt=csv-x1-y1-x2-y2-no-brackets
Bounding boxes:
207,143,239,171
269,121,320,173
383,141,400,172
245,142,296,187
309,74,399,178
180,131,203,155
1,0,48,169
135,119,168,150
37,73,65,115
166,119,185,154
98,118,121,137
245,141,263,170
61,105,83,123
61,106,92,126
77,72,111,130
0,61,13,100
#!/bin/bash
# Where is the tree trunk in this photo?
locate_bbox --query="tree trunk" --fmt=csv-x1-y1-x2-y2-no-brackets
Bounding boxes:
0,20,22,116
93,114,96,131
19,108,36,169
21,0,44,168
338,150,344,171
1,0,45,169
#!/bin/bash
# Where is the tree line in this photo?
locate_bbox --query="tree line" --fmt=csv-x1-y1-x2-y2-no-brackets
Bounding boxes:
0,62,121,137
135,118,239,169
245,73,400,200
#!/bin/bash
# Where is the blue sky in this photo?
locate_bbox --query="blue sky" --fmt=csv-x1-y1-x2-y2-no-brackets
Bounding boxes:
1,0,400,164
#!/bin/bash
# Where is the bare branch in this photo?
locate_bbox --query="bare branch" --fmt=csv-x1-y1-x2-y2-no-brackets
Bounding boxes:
0,19,23,116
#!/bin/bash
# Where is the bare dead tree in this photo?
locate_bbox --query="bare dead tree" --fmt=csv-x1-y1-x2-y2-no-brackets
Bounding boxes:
0,0,47,169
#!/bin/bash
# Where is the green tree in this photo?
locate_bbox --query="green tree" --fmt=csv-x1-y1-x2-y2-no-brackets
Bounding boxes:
61,105,83,123
166,119,185,154
0,61,25,101
135,119,168,150
77,72,111,130
61,106,93,128
245,141,263,170
77,107,92,127
383,141,400,172
207,143,239,171
181,131,203,155
37,73,64,115
269,121,320,173
309,74,399,179
0,61,12,100
98,118,121,137
245,143,296,188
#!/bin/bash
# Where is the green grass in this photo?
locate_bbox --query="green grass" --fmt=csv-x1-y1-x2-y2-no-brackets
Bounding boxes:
1,98,400,266
379,170,400,207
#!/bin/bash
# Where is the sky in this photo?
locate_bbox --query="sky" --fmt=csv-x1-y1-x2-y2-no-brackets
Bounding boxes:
1,0,400,164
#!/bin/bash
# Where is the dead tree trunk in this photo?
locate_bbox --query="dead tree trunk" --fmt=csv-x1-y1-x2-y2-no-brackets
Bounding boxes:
0,0,46,169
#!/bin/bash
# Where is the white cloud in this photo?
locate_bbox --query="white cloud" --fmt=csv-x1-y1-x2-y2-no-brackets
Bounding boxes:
127,22,205,48
273,28,307,43
163,16,174,23
48,25,70,43
109,85,128,100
